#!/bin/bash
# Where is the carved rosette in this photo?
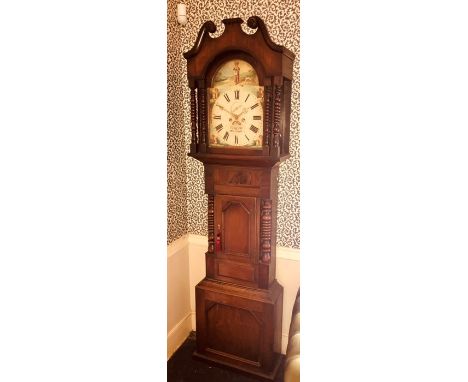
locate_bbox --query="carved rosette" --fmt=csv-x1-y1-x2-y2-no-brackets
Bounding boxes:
263,85,272,147
197,84,207,147
208,194,214,253
273,85,282,148
260,199,272,263
190,88,198,149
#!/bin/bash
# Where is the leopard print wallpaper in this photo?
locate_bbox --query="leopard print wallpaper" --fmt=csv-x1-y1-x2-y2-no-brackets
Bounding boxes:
167,0,300,249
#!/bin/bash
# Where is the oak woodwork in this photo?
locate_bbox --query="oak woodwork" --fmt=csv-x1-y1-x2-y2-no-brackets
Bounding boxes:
184,16,294,380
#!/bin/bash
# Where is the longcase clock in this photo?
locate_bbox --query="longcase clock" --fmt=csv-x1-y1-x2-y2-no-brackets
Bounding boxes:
183,16,295,380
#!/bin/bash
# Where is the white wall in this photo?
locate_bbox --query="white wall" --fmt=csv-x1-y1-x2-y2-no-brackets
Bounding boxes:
167,236,192,359
167,234,300,356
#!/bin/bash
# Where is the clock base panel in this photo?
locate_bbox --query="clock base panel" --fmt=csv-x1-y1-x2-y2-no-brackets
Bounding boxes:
194,278,284,380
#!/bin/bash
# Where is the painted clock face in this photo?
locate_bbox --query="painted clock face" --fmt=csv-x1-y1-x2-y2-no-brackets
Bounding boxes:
208,59,264,149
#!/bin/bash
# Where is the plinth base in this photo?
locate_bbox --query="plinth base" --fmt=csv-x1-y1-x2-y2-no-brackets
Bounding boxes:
193,350,284,381
194,278,284,380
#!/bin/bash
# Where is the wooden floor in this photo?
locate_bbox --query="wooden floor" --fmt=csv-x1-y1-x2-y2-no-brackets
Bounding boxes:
167,332,285,382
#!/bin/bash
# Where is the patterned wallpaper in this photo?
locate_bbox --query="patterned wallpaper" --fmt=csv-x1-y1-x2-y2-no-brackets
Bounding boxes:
167,2,188,243
167,0,300,248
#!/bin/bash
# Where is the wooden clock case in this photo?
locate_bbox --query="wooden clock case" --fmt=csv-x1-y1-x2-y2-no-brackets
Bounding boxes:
183,16,294,380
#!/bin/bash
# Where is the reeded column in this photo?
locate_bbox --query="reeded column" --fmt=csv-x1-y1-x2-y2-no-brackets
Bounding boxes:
263,85,272,147
207,194,214,254
197,84,207,152
272,85,282,150
190,87,198,153
260,199,272,263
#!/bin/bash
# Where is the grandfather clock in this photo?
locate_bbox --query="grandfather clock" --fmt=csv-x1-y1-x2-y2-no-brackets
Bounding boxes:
183,16,294,380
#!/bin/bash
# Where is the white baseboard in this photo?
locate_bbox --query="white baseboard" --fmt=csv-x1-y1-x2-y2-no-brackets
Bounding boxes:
167,312,192,360
190,311,196,329
167,234,190,258
282,333,290,354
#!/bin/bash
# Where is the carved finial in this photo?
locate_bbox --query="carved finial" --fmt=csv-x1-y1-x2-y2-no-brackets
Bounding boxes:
246,16,260,29
204,20,217,34
183,20,217,59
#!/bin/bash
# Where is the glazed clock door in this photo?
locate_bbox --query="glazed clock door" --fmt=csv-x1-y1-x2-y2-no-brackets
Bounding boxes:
214,194,259,287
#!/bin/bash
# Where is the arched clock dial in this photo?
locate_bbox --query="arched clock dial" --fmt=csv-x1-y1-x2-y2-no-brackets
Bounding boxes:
207,58,264,149
209,86,263,148
184,17,295,380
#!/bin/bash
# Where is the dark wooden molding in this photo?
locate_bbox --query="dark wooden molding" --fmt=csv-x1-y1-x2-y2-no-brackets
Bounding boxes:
184,16,295,62
222,17,244,25
188,152,289,167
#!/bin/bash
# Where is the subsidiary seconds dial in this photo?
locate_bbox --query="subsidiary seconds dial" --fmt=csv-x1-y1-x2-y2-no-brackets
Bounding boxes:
209,87,264,148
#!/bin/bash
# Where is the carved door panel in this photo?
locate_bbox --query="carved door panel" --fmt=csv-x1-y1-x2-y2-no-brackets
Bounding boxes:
215,195,257,259
214,195,259,285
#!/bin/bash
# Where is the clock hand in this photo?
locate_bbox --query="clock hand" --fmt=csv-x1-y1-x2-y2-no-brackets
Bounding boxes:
232,104,242,113
216,104,236,118
233,107,249,120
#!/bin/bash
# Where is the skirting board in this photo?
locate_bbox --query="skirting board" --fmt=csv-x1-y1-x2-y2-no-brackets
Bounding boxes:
167,312,193,360
167,234,299,356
